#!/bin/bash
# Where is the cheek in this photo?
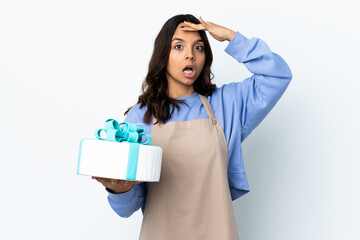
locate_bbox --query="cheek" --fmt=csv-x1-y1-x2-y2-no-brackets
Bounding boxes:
198,56,206,72
167,53,181,71
166,54,174,72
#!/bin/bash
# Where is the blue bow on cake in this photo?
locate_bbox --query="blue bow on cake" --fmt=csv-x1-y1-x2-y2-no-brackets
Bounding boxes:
95,119,152,145
94,119,153,180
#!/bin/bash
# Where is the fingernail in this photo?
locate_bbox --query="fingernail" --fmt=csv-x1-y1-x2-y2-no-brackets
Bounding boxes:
181,26,184,28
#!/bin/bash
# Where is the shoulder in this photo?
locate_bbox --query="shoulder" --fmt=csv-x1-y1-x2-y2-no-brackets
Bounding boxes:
210,82,243,103
208,83,246,123
124,103,148,124
125,103,153,134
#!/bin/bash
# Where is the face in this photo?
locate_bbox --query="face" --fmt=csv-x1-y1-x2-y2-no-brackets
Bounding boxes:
166,23,206,92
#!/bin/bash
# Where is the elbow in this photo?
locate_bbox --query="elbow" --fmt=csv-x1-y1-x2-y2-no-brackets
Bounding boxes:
276,54,293,84
284,73,292,88
277,68,292,91
117,211,134,218
111,205,137,218
107,197,138,219
110,205,135,218
286,70,293,84
283,62,293,84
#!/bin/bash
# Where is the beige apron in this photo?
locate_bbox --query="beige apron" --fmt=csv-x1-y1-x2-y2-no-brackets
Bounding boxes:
139,94,239,240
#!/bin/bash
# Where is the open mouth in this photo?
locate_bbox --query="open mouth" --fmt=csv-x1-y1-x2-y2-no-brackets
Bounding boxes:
183,65,194,74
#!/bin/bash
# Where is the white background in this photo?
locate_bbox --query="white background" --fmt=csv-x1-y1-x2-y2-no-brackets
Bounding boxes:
1,0,359,239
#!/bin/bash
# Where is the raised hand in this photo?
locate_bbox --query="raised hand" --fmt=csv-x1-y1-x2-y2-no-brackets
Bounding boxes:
181,17,236,42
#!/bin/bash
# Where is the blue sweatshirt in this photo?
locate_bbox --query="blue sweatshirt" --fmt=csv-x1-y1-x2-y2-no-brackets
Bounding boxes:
106,31,292,218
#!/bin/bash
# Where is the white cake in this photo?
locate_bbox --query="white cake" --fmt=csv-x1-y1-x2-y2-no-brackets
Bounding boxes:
77,138,163,181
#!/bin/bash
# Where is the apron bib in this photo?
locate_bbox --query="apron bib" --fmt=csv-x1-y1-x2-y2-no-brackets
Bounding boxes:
139,94,239,240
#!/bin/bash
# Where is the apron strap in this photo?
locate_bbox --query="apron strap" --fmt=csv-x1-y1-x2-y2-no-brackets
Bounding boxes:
199,94,215,119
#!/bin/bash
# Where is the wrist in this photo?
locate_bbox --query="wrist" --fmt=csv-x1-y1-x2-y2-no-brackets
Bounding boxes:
226,30,236,42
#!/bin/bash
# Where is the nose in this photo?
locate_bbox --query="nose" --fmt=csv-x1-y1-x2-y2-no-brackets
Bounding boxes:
185,49,195,60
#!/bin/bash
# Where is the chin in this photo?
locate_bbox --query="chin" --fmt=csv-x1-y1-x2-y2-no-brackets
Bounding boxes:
183,77,197,85
182,80,196,86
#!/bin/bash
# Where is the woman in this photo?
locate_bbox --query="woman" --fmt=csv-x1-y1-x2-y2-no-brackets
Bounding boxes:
93,14,292,239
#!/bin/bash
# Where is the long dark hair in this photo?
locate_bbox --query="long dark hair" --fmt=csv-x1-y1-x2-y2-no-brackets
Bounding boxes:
125,14,216,124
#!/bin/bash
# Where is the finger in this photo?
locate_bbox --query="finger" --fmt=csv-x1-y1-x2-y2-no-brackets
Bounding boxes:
94,178,111,188
93,177,142,186
199,17,213,31
92,176,102,182
198,16,207,27
111,179,122,185
113,179,130,186
182,21,205,31
128,181,143,184
180,26,201,32
93,176,108,181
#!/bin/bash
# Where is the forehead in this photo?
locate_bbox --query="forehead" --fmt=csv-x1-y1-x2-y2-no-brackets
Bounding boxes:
171,23,202,42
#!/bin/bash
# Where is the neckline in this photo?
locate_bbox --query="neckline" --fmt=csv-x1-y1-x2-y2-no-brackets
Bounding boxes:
152,93,214,124
173,92,199,103
152,94,215,125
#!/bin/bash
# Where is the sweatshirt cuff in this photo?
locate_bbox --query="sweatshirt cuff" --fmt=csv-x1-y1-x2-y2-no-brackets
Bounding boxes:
106,186,136,203
225,31,254,63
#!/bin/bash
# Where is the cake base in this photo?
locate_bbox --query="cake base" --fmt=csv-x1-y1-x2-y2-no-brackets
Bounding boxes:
77,139,163,182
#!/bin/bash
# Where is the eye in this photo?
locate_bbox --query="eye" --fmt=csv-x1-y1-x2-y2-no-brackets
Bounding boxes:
174,44,183,50
195,45,204,51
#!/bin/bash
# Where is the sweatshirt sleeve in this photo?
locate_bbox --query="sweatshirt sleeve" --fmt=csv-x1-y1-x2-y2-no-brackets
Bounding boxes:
224,32,292,141
105,105,148,218
106,182,146,218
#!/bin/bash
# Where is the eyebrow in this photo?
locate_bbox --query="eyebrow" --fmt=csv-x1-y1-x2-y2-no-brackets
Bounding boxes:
172,38,203,43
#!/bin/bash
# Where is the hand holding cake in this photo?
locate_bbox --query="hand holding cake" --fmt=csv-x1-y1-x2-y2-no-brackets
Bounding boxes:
77,120,163,183
92,176,143,194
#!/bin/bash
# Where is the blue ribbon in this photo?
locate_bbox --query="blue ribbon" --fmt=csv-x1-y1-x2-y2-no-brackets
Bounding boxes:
95,119,152,145
95,119,153,180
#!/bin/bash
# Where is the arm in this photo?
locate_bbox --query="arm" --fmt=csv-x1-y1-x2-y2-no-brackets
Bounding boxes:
106,182,146,218
225,32,292,141
183,17,292,140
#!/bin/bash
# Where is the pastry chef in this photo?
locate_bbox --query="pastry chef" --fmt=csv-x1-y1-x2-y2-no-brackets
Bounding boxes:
93,14,292,239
